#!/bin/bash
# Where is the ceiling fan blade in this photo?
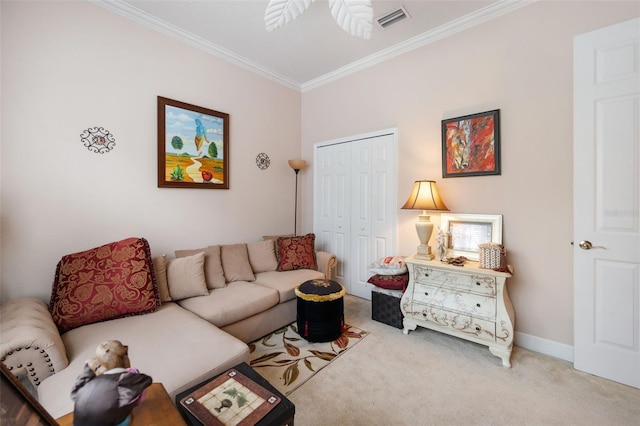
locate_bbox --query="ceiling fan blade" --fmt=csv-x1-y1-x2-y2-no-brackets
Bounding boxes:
328,0,373,39
265,0,313,32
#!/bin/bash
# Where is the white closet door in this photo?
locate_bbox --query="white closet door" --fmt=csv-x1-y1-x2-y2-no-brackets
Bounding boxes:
315,143,351,285
370,134,397,261
351,139,373,299
314,130,397,299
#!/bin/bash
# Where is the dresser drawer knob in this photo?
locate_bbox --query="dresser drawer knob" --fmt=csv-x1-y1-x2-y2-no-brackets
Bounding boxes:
424,292,429,296
476,282,481,286
476,303,481,308
475,326,481,331
424,273,429,277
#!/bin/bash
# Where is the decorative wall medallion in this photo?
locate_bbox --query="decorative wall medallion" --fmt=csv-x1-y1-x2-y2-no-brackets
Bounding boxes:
256,153,270,170
80,127,116,154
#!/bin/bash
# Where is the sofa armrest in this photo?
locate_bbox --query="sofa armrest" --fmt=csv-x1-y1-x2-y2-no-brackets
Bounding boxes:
316,251,337,280
0,297,68,388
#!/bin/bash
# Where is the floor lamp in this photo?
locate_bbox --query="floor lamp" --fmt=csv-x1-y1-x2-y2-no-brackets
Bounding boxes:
288,159,307,236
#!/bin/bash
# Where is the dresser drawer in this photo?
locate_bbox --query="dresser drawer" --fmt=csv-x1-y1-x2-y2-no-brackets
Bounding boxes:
412,264,496,296
408,305,496,344
412,283,496,320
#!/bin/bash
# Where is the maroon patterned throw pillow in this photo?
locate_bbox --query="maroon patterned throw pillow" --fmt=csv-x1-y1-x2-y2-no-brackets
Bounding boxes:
49,237,160,334
276,233,318,272
367,273,409,291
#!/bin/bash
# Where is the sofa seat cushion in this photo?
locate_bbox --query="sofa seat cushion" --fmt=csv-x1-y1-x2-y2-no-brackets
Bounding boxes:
254,269,325,303
176,282,279,328
37,303,248,419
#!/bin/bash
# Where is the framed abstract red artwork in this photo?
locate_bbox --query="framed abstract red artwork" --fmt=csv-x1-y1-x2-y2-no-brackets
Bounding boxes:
441,109,500,178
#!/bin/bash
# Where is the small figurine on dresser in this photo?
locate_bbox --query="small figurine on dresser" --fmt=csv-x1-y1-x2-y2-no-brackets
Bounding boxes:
436,228,448,261
70,340,152,426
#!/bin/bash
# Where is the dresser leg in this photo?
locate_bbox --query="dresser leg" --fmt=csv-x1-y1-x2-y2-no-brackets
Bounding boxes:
489,346,512,368
402,320,417,335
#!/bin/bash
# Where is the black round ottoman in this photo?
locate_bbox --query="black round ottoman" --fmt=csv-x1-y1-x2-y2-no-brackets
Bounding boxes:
295,279,346,342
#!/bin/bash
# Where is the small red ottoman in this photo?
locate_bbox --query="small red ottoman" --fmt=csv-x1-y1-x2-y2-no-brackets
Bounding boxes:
295,279,346,342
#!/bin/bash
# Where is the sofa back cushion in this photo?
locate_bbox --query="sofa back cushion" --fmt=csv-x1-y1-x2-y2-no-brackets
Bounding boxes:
221,244,255,282
166,252,209,300
276,233,318,272
49,237,160,334
175,245,226,289
247,240,278,273
152,255,172,302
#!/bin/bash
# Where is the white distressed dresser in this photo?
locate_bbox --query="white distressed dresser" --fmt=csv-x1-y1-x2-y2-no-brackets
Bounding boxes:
400,256,515,367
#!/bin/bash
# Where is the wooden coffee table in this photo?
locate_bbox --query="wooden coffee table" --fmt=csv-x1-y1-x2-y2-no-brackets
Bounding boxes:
57,382,186,426
175,362,295,426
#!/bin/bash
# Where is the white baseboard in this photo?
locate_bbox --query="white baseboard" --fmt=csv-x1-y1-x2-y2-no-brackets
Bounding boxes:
514,331,574,363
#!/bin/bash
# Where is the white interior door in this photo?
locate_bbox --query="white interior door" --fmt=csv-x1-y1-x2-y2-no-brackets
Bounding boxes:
573,17,640,388
351,140,373,299
315,143,351,285
314,130,397,300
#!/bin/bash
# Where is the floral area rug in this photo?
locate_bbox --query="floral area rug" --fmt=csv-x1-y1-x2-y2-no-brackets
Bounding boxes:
248,322,368,395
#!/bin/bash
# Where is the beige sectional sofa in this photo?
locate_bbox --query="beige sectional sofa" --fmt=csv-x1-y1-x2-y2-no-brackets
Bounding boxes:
0,236,336,419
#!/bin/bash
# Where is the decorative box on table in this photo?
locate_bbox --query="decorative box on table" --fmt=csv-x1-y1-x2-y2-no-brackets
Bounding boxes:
371,287,403,329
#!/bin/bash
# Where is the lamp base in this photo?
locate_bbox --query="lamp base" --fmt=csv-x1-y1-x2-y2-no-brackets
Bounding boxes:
414,213,435,260
415,244,434,260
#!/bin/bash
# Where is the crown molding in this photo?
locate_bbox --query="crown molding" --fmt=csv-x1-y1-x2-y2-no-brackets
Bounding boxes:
91,0,535,93
301,0,536,92
89,0,301,91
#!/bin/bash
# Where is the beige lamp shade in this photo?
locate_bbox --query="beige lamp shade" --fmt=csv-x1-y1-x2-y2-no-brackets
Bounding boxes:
401,180,449,211
402,180,449,259
288,159,307,171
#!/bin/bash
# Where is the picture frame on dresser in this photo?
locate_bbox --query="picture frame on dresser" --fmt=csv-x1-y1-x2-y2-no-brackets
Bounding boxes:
440,213,502,261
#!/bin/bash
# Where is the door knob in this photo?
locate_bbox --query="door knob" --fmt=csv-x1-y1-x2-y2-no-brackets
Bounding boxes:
578,240,593,250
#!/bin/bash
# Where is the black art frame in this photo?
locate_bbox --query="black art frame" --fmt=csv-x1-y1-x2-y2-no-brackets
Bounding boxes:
442,109,501,178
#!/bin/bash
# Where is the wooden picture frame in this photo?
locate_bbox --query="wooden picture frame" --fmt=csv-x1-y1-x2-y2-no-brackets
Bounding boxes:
158,96,229,189
1,363,58,425
440,213,502,261
442,109,500,178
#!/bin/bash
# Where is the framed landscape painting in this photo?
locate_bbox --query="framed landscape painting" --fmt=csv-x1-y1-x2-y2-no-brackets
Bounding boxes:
442,109,500,178
158,97,229,189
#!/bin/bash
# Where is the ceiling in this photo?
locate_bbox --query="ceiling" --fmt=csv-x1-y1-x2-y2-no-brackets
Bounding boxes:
96,0,532,91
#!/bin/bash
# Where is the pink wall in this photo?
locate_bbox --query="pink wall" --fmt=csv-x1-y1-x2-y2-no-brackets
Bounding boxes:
300,1,639,349
0,1,301,302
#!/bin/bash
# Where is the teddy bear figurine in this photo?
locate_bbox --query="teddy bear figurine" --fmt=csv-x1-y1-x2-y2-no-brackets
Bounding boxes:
70,340,152,426
87,340,132,375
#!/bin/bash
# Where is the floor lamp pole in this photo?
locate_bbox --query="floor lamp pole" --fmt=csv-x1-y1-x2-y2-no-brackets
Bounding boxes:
288,159,307,237
293,169,300,236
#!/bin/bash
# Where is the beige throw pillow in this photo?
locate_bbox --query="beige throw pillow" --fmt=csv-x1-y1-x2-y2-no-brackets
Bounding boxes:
152,254,172,303
247,240,278,273
175,245,226,289
221,244,256,282
166,252,209,300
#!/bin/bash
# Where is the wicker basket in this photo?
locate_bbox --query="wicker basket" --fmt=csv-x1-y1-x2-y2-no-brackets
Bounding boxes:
478,243,506,270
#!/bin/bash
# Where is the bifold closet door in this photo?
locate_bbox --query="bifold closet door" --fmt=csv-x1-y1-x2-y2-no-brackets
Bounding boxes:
314,131,397,300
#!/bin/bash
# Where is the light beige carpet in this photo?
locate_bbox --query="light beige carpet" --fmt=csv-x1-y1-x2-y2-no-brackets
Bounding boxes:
286,295,640,425
249,322,368,395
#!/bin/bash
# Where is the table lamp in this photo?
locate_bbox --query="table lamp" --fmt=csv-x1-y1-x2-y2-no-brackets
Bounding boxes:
401,180,449,259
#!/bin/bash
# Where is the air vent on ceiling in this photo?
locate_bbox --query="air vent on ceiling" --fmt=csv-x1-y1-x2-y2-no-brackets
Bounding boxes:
376,6,410,29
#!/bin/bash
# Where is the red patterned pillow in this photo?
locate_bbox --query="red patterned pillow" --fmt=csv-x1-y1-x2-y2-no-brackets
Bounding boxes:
276,233,318,272
367,273,409,291
49,237,160,334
